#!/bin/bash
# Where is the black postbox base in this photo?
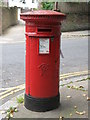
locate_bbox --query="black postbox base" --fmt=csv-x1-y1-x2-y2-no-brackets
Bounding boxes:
24,93,60,112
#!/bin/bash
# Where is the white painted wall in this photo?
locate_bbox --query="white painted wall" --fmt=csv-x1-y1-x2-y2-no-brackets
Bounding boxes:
8,0,38,9
18,8,25,24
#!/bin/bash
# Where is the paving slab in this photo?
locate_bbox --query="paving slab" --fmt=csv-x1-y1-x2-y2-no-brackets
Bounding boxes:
12,76,88,119
0,76,88,119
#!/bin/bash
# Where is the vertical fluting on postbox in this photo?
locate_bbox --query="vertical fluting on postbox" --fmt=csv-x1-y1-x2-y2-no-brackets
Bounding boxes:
20,10,66,112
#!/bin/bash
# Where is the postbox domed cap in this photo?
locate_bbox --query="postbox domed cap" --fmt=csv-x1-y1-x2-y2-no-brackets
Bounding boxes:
20,10,66,23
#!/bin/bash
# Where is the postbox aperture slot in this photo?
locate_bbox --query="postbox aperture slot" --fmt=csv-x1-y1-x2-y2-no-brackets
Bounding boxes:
38,28,52,33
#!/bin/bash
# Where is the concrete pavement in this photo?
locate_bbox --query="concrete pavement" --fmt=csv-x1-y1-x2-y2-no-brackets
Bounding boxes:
0,75,89,119
0,25,25,44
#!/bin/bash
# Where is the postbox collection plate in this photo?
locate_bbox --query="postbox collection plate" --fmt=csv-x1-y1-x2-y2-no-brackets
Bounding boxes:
39,38,50,54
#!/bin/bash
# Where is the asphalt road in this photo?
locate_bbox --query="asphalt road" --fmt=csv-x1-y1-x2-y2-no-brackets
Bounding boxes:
60,36,88,74
0,25,88,105
1,36,88,88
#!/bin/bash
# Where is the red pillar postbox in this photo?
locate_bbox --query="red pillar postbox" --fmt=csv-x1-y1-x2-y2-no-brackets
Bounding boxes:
20,10,66,112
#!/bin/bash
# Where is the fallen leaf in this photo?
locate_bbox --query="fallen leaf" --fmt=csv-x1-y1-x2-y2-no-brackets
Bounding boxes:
76,110,86,115
67,96,72,98
74,106,77,109
10,113,13,117
67,85,87,91
70,113,72,116
79,85,84,88
14,108,18,112
83,94,87,97
59,116,64,120
67,85,71,88
87,97,90,101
